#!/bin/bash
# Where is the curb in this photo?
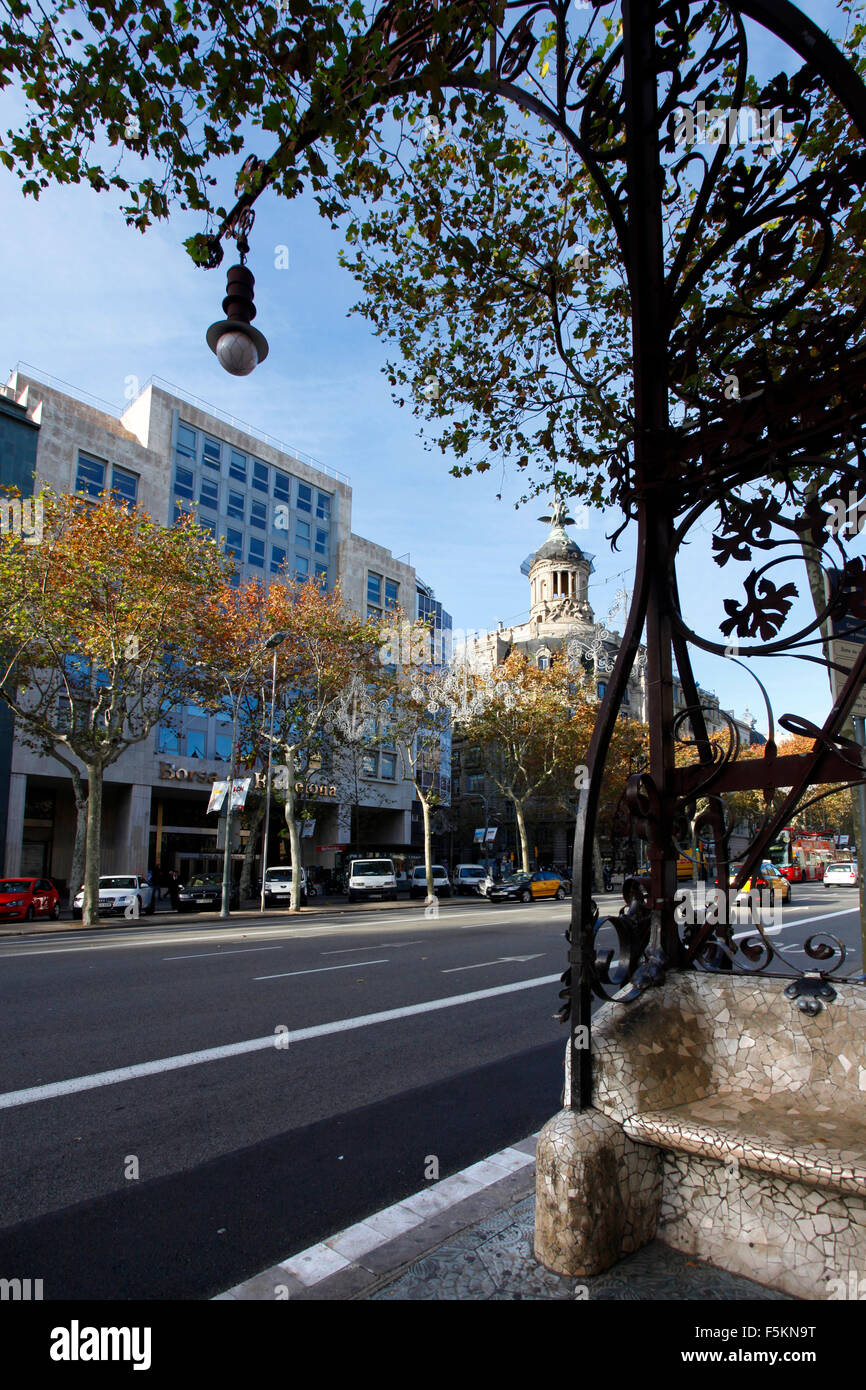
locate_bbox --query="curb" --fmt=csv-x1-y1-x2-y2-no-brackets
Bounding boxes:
214,1135,540,1301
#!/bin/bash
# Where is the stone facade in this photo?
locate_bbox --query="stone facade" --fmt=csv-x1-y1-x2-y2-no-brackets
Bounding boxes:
536,971,866,1298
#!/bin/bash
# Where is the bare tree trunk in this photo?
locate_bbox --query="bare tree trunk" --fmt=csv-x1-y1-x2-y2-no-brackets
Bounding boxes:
82,763,103,926
239,797,265,900
283,748,303,911
514,798,530,872
68,765,88,903
421,793,434,899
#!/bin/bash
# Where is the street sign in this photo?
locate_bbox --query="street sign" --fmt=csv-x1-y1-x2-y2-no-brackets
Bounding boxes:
473,828,485,843
485,826,498,842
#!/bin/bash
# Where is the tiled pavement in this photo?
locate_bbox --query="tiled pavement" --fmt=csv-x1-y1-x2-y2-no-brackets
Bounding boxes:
215,1134,793,1302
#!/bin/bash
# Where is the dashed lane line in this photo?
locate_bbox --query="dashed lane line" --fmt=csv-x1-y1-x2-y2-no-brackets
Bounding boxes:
0,973,560,1111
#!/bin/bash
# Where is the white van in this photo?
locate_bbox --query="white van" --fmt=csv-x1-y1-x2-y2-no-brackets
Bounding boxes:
452,864,493,897
410,864,451,899
263,864,307,906
347,859,397,903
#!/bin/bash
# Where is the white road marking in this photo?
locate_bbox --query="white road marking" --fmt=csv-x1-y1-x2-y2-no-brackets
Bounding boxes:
164,946,284,960
732,907,856,943
255,959,389,981
441,954,545,973
0,973,561,1110
320,941,424,955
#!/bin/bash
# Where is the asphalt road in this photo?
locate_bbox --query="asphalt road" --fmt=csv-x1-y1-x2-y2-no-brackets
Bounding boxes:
0,883,859,1300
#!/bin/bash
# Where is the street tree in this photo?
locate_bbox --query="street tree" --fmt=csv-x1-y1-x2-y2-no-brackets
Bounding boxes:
199,575,382,910
0,487,228,922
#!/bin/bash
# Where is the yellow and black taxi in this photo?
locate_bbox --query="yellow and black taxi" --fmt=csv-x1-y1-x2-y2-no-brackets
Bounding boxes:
488,870,569,903
723,860,792,904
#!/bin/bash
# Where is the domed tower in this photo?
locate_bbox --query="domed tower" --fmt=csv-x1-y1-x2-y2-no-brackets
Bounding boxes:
526,498,594,626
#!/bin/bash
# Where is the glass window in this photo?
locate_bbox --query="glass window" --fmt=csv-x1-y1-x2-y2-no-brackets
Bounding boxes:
315,528,328,556
198,518,217,538
367,572,382,607
174,465,194,500
295,553,309,576
76,453,106,498
297,483,312,513
202,436,222,470
381,752,397,780
296,519,310,545
248,537,265,568
176,423,196,459
385,579,398,610
187,730,206,759
252,461,269,493
598,682,607,700
224,527,242,560
215,734,232,760
229,449,246,482
362,751,379,778
273,470,290,503
271,545,287,574
316,491,331,520
111,465,138,508
200,477,219,510
227,491,244,522
315,564,328,588
250,500,267,530
158,725,180,753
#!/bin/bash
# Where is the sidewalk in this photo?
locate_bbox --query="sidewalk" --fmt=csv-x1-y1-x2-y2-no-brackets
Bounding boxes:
214,1134,794,1302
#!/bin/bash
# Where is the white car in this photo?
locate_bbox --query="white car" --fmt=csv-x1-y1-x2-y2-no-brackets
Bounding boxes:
73,875,155,920
824,862,858,888
263,864,307,906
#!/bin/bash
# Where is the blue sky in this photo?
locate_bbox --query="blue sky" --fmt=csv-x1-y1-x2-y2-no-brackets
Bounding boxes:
0,0,854,735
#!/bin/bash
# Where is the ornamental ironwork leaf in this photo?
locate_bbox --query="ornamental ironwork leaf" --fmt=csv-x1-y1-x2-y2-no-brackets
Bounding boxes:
712,497,773,568
720,572,798,641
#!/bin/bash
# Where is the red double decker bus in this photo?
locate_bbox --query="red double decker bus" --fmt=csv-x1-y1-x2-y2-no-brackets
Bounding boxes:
767,829,835,883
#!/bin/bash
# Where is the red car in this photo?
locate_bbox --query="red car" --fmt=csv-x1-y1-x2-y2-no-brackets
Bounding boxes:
0,877,62,922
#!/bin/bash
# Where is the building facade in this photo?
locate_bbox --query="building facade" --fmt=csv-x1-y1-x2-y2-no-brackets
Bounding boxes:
2,365,451,892
452,502,763,872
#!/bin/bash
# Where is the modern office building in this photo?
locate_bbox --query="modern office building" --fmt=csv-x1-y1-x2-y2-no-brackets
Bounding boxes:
0,380,42,863
1,365,451,890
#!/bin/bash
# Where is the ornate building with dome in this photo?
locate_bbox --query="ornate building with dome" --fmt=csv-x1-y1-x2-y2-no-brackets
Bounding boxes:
450,501,764,873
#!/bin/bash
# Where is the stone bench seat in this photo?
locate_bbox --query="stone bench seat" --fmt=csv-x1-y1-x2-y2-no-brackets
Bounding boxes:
624,1087,866,1199
535,972,866,1297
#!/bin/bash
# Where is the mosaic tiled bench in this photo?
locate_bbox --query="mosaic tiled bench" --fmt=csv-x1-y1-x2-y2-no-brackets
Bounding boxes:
534,972,866,1299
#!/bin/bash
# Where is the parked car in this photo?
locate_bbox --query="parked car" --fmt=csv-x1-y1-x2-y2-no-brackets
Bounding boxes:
72,874,155,919
488,870,568,903
0,877,62,923
176,874,240,912
347,859,397,903
722,861,792,904
824,861,859,889
263,864,307,907
410,864,452,899
452,864,493,896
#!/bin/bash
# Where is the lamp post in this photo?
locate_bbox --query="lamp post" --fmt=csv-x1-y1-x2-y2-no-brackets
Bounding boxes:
260,630,289,912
